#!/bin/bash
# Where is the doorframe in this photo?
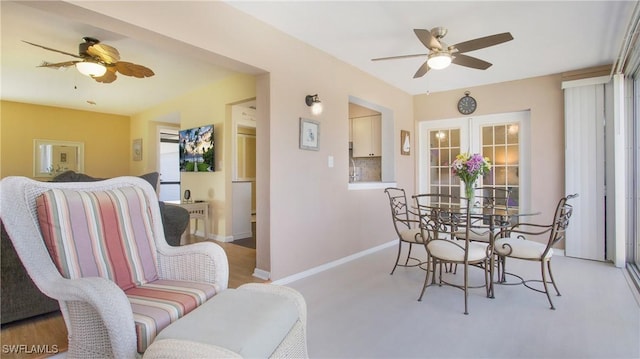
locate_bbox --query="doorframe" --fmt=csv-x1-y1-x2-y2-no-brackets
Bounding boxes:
418,111,531,213
156,124,181,201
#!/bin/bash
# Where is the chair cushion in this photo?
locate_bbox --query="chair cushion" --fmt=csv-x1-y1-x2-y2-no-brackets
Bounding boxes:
36,187,159,290
494,237,553,259
126,279,218,353
427,240,488,262
455,229,496,243
400,228,423,243
153,288,299,358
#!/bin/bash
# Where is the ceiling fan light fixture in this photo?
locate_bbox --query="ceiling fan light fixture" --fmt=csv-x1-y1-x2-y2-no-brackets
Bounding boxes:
427,52,452,70
75,61,106,77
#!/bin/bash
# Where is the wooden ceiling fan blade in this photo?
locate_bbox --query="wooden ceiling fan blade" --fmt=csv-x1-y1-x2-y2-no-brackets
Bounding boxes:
452,54,492,70
23,40,83,59
371,53,427,61
94,66,117,83
414,29,442,50
38,60,79,69
115,62,155,78
413,61,431,78
87,43,120,64
453,32,513,54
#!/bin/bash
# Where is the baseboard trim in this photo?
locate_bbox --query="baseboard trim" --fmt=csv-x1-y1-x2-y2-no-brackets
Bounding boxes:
232,232,253,241
253,268,270,280
210,233,234,242
272,240,396,285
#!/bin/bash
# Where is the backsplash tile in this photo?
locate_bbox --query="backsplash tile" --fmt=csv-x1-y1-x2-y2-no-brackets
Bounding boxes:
350,154,381,182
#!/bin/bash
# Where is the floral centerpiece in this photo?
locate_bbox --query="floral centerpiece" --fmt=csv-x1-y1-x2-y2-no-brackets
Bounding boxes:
451,152,492,206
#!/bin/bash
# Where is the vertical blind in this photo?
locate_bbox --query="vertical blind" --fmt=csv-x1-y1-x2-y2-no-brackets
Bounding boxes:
563,83,607,261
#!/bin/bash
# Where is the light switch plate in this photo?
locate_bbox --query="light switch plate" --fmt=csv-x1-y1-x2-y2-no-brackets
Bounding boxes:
328,156,334,168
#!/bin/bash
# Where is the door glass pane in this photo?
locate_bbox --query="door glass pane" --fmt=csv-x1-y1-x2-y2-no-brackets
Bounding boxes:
430,131,439,146
442,168,451,185
430,149,439,166
430,168,439,185
428,128,460,196
481,122,519,209
482,126,493,144
482,147,492,161
507,124,519,144
495,146,507,165
450,129,460,147
495,125,506,145
506,167,519,186
508,145,519,165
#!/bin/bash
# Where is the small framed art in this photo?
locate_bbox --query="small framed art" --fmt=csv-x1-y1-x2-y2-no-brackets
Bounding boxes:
299,117,320,151
132,138,143,161
401,130,411,156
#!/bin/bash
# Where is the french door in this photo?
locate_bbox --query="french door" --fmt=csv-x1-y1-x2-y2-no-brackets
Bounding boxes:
418,111,531,212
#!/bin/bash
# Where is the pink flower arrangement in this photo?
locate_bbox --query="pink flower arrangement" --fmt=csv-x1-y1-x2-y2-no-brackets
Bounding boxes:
451,152,492,186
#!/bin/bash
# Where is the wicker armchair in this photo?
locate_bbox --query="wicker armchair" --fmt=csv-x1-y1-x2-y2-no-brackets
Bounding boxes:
0,176,231,358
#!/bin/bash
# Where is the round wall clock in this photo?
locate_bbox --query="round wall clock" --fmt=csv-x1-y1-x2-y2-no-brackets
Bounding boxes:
457,91,477,115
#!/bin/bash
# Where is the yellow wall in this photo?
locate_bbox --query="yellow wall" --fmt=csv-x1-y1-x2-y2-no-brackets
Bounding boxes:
130,73,256,239
0,100,130,179
0,72,255,243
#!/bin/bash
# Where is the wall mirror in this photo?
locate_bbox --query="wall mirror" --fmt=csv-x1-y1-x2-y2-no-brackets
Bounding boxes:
33,139,84,177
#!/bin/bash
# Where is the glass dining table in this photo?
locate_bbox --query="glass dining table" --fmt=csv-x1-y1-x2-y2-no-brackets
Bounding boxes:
465,206,541,298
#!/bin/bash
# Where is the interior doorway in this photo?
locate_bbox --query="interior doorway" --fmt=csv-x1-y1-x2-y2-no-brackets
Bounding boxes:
158,127,180,201
232,101,257,248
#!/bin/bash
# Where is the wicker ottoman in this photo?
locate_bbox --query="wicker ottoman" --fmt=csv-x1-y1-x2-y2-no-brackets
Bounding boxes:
143,283,308,358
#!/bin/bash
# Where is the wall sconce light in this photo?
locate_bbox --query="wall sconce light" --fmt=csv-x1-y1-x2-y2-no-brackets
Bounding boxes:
305,94,323,115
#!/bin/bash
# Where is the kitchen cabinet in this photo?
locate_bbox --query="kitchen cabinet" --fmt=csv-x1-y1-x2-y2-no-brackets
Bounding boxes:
352,115,381,157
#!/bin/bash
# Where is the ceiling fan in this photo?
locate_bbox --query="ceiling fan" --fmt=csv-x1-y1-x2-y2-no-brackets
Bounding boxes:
372,27,513,78
23,36,154,83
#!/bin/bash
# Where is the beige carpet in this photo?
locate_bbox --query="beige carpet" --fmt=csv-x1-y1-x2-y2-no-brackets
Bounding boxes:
288,244,640,358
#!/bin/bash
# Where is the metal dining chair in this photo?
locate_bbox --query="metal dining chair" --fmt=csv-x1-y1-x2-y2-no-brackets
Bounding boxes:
494,193,578,309
413,193,490,315
384,187,424,274
384,188,425,275
456,186,512,243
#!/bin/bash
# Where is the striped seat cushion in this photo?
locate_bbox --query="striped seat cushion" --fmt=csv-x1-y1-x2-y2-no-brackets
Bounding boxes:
126,279,218,353
36,187,159,290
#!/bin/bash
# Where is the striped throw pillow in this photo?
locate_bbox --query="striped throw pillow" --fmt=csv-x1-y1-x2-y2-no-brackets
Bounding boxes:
36,187,159,291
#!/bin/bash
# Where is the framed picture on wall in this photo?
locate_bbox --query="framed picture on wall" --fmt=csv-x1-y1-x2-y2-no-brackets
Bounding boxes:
401,130,411,156
299,117,320,151
132,138,143,161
